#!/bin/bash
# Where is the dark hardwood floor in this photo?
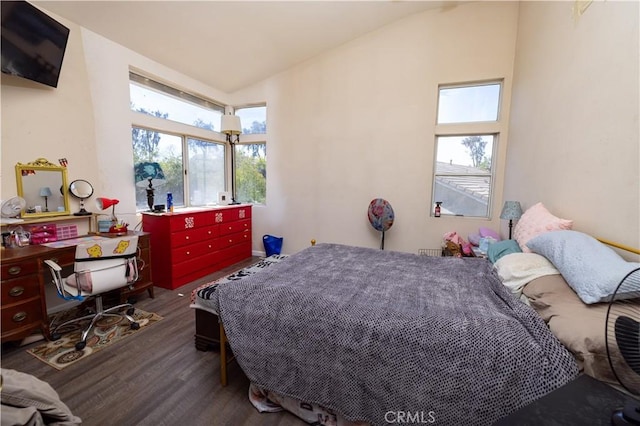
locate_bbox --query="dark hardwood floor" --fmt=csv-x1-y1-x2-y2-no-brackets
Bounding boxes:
1,257,307,426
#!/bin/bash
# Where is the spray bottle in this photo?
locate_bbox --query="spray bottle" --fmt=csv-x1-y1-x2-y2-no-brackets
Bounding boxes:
435,202,442,218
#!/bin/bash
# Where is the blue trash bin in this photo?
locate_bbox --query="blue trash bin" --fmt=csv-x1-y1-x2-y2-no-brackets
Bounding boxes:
263,234,283,256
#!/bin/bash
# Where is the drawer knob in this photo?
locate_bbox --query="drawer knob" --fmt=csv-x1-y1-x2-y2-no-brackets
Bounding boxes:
9,286,25,297
229,239,232,243
228,226,232,230
186,251,190,256
12,312,27,323
8,266,22,275
208,230,212,235
185,236,190,240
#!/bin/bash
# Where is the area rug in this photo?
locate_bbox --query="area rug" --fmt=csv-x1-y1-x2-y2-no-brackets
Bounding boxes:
27,308,162,370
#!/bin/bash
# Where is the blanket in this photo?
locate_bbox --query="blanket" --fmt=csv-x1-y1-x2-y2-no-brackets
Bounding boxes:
216,243,579,426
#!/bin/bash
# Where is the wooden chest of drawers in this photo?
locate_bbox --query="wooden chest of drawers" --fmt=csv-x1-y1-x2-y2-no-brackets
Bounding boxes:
142,205,252,290
1,253,47,343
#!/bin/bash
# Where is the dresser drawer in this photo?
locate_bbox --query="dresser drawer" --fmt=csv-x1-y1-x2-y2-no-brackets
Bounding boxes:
213,206,252,224
171,239,218,264
1,276,41,306
170,226,216,248
218,219,251,236
1,298,43,334
168,212,214,232
172,252,218,280
217,230,251,250
228,241,252,260
1,259,39,279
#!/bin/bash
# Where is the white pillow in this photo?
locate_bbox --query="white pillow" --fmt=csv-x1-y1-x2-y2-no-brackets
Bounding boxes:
494,253,560,296
526,230,640,304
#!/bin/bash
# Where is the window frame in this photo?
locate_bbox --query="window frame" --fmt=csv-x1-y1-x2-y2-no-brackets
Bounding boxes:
231,104,267,205
129,72,229,211
432,79,503,219
131,125,227,210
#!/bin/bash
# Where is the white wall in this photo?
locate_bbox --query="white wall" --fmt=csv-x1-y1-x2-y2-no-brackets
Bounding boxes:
506,1,639,255
1,11,97,210
234,2,520,254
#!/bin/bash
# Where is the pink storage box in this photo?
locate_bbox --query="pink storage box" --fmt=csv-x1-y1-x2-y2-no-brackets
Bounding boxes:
55,224,78,240
27,223,57,244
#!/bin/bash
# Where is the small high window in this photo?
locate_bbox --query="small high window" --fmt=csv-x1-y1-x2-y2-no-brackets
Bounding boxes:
235,105,266,134
432,81,502,218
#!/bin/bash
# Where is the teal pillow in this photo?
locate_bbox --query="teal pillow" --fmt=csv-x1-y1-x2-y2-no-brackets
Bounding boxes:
487,239,522,263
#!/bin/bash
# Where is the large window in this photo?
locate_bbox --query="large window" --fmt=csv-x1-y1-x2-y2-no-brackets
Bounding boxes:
234,106,267,204
130,73,226,210
130,72,224,130
432,81,502,218
132,129,185,210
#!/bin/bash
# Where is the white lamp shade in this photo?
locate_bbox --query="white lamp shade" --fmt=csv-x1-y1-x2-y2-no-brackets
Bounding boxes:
221,115,242,135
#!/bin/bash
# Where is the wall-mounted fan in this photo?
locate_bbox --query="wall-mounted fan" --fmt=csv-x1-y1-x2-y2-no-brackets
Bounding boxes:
606,267,640,425
0,196,26,223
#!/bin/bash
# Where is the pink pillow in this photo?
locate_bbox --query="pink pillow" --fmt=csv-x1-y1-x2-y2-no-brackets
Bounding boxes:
479,227,500,241
513,202,573,252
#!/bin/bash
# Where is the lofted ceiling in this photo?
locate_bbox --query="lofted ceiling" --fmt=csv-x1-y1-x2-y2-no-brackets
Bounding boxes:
34,1,461,93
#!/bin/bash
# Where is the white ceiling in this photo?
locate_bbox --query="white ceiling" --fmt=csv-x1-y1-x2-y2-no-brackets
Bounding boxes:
34,1,460,93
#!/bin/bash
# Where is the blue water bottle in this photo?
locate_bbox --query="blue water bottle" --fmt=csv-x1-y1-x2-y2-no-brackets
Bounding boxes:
166,192,173,213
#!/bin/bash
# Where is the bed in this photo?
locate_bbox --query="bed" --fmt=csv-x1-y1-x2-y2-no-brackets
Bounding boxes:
211,242,579,425
194,200,640,425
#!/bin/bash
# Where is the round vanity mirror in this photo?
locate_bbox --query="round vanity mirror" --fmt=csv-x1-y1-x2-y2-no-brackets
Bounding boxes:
69,179,94,216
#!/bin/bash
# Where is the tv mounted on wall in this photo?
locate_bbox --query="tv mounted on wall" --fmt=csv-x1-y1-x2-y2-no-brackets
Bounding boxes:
1,1,70,88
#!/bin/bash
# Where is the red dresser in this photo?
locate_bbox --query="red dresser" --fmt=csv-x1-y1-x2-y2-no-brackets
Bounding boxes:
141,205,252,290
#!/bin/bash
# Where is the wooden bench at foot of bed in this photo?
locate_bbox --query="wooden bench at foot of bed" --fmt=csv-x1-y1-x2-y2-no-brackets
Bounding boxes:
194,309,235,386
194,309,221,351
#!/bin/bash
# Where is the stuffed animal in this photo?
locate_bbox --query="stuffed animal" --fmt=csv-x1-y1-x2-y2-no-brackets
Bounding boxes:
443,231,473,257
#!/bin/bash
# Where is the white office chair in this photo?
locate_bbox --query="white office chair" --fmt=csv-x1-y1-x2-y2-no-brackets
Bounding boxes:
45,235,140,351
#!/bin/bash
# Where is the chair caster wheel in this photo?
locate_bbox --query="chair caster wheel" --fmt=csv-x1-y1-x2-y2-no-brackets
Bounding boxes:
126,307,135,316
130,322,140,330
75,341,86,351
51,333,61,341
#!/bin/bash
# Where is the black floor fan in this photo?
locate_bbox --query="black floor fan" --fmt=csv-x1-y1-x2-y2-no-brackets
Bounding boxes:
606,267,640,425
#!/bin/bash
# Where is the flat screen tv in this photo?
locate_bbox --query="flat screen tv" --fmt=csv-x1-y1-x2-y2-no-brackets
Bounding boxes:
1,1,70,88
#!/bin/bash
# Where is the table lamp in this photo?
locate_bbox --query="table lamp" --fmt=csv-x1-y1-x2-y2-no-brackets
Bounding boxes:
96,197,119,223
500,201,523,239
134,162,166,211
221,114,242,205
39,187,52,212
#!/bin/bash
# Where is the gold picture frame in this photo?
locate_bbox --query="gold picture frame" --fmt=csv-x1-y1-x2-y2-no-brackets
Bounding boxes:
15,158,70,218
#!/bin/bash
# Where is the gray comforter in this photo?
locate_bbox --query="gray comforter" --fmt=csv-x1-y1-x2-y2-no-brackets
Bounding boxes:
216,243,579,426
